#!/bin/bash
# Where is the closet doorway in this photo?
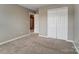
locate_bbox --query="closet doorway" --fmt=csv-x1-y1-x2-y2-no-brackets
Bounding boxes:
47,7,68,40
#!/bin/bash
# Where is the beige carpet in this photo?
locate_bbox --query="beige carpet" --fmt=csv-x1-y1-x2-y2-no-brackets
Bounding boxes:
0,34,77,54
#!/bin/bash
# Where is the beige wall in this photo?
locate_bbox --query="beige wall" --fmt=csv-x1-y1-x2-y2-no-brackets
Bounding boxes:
39,4,74,41
0,5,30,43
39,8,47,36
74,4,79,53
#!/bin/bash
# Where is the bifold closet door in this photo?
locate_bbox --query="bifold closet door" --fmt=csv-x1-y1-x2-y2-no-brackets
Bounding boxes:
47,10,57,38
47,7,68,40
56,8,68,40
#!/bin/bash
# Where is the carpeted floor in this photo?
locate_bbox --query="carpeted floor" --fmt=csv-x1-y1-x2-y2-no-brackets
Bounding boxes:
0,34,77,54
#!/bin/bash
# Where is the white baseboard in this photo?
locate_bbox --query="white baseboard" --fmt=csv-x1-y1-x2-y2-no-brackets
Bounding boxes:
39,34,73,43
39,35,48,38
0,33,33,45
65,39,74,43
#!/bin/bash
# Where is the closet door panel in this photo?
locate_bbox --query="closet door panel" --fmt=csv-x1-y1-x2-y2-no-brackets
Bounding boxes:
47,13,56,38
57,9,68,40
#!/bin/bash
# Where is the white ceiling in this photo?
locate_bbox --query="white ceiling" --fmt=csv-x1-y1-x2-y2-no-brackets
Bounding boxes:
19,4,48,11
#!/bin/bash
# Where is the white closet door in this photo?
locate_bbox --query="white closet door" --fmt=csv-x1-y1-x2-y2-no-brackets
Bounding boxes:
47,11,57,38
34,14,39,33
56,8,68,40
47,7,68,40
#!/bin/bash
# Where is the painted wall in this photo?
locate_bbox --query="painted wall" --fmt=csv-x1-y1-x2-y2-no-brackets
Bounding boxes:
39,8,47,36
39,4,74,41
34,14,39,33
0,5,30,43
74,4,79,53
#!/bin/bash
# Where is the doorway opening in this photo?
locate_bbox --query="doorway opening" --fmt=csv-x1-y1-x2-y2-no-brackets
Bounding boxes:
30,14,34,32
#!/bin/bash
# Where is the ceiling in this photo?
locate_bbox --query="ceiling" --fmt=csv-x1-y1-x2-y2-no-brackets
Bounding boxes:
19,4,48,11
